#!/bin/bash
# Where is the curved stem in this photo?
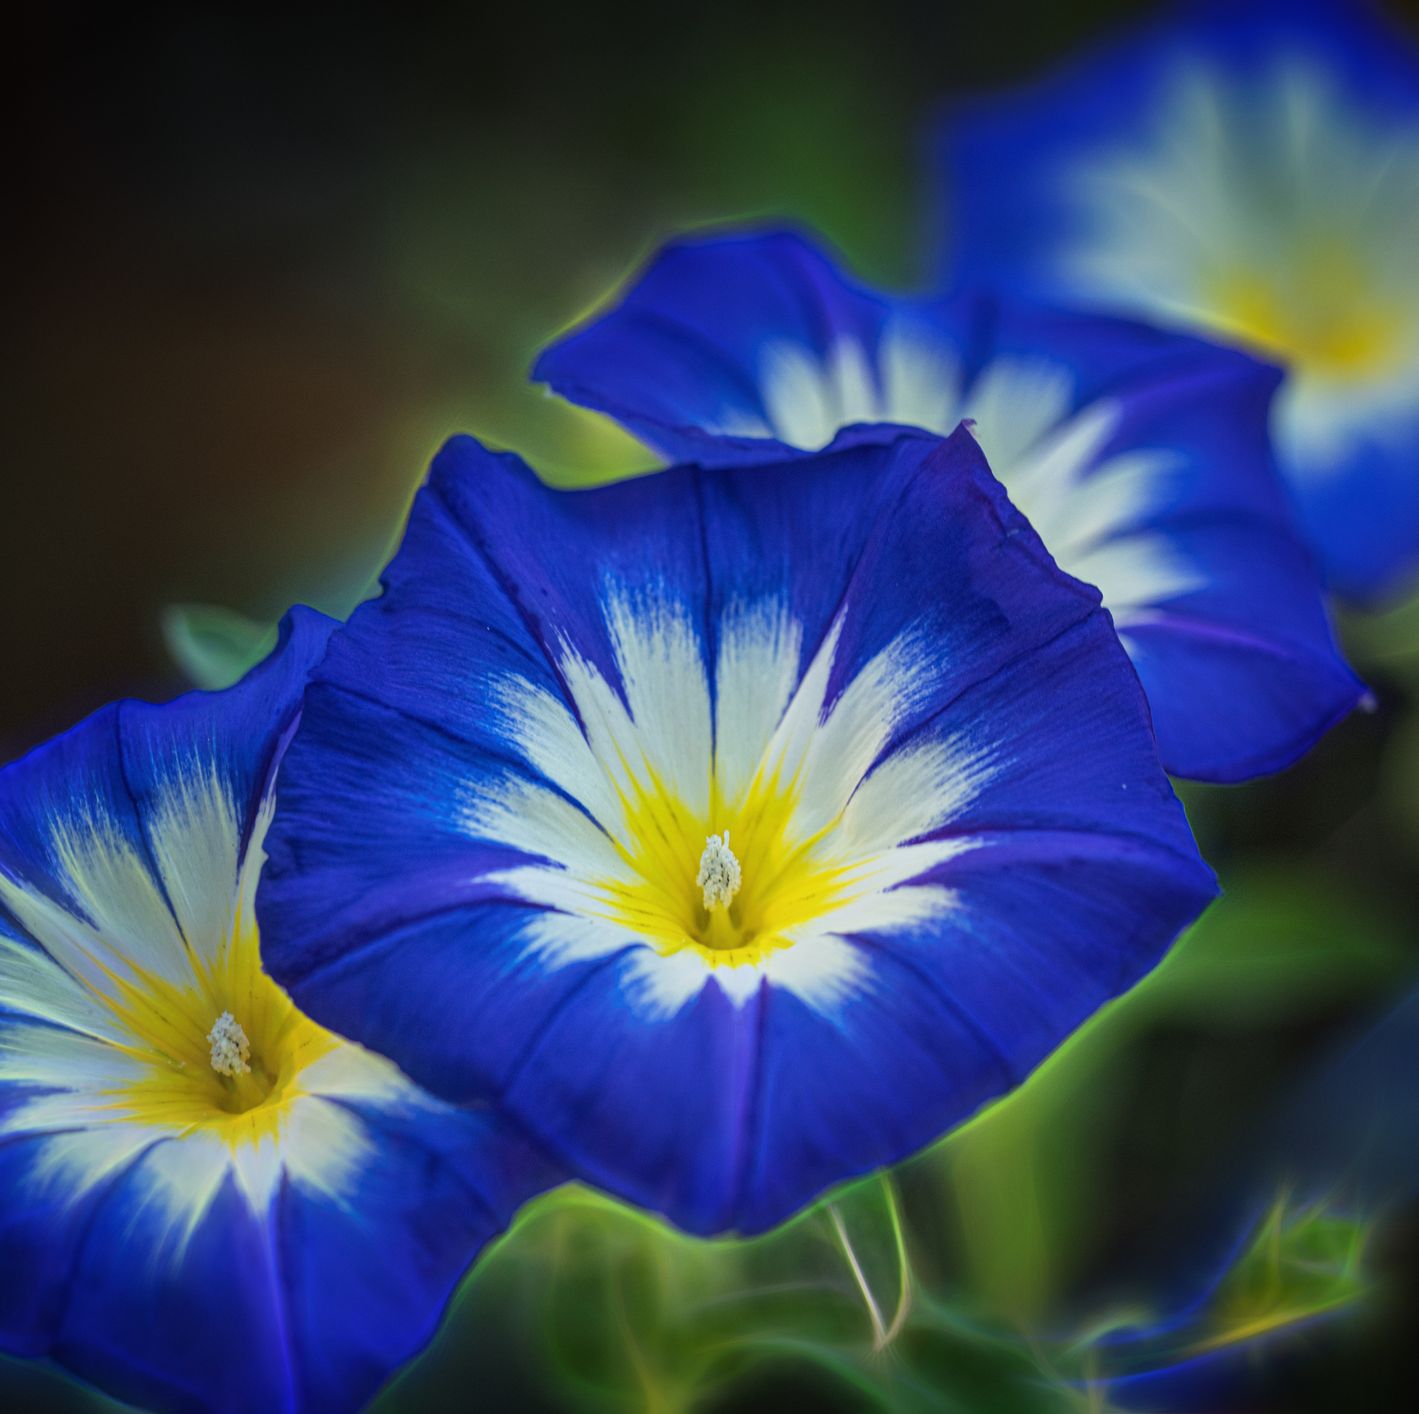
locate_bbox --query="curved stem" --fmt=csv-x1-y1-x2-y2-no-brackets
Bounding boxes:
828,1201,889,1346
827,1176,914,1352
878,1175,913,1348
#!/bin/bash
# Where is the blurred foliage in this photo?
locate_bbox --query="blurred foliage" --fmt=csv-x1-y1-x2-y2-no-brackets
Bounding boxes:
162,604,282,692
936,866,1408,1328
3,1182,1383,1414
369,1160,1381,1413
1340,595,1419,684
1200,1198,1370,1353
1075,1196,1375,1414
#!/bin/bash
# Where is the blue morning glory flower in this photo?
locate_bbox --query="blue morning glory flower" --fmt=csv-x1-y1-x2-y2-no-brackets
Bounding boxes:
0,609,552,1414
935,0,1419,603
534,228,1364,782
257,429,1216,1237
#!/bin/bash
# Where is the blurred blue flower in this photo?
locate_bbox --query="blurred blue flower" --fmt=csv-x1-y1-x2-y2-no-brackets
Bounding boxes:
257,429,1215,1236
0,610,553,1413
935,0,1419,603
535,227,1363,780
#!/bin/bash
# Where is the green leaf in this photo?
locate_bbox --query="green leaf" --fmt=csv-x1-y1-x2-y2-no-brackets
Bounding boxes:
161,604,280,690
1202,1195,1370,1352
1139,866,1408,1023
1073,1192,1373,1388
1338,588,1419,682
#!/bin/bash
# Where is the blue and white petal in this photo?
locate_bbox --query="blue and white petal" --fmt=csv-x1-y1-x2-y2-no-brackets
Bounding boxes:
259,430,1216,1236
937,0,1419,602
534,228,968,464
0,610,553,1414
534,229,1362,780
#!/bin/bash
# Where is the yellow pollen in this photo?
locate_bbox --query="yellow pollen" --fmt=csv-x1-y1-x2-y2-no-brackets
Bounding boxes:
696,832,742,911
75,901,344,1138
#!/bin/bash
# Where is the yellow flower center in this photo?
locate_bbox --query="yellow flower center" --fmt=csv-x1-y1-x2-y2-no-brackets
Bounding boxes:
94,907,339,1143
590,762,861,971
1206,241,1406,381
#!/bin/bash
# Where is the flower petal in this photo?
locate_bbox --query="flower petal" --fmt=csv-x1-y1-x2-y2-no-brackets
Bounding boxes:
0,610,556,1410
935,1,1419,601
535,229,925,461
262,430,1214,1234
535,228,1363,779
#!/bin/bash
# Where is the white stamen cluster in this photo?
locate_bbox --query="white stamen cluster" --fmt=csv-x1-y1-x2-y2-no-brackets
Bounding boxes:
697,831,742,911
208,1011,252,1078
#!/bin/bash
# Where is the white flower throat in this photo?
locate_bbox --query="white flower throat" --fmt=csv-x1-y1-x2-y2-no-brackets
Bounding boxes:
475,592,1002,1019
